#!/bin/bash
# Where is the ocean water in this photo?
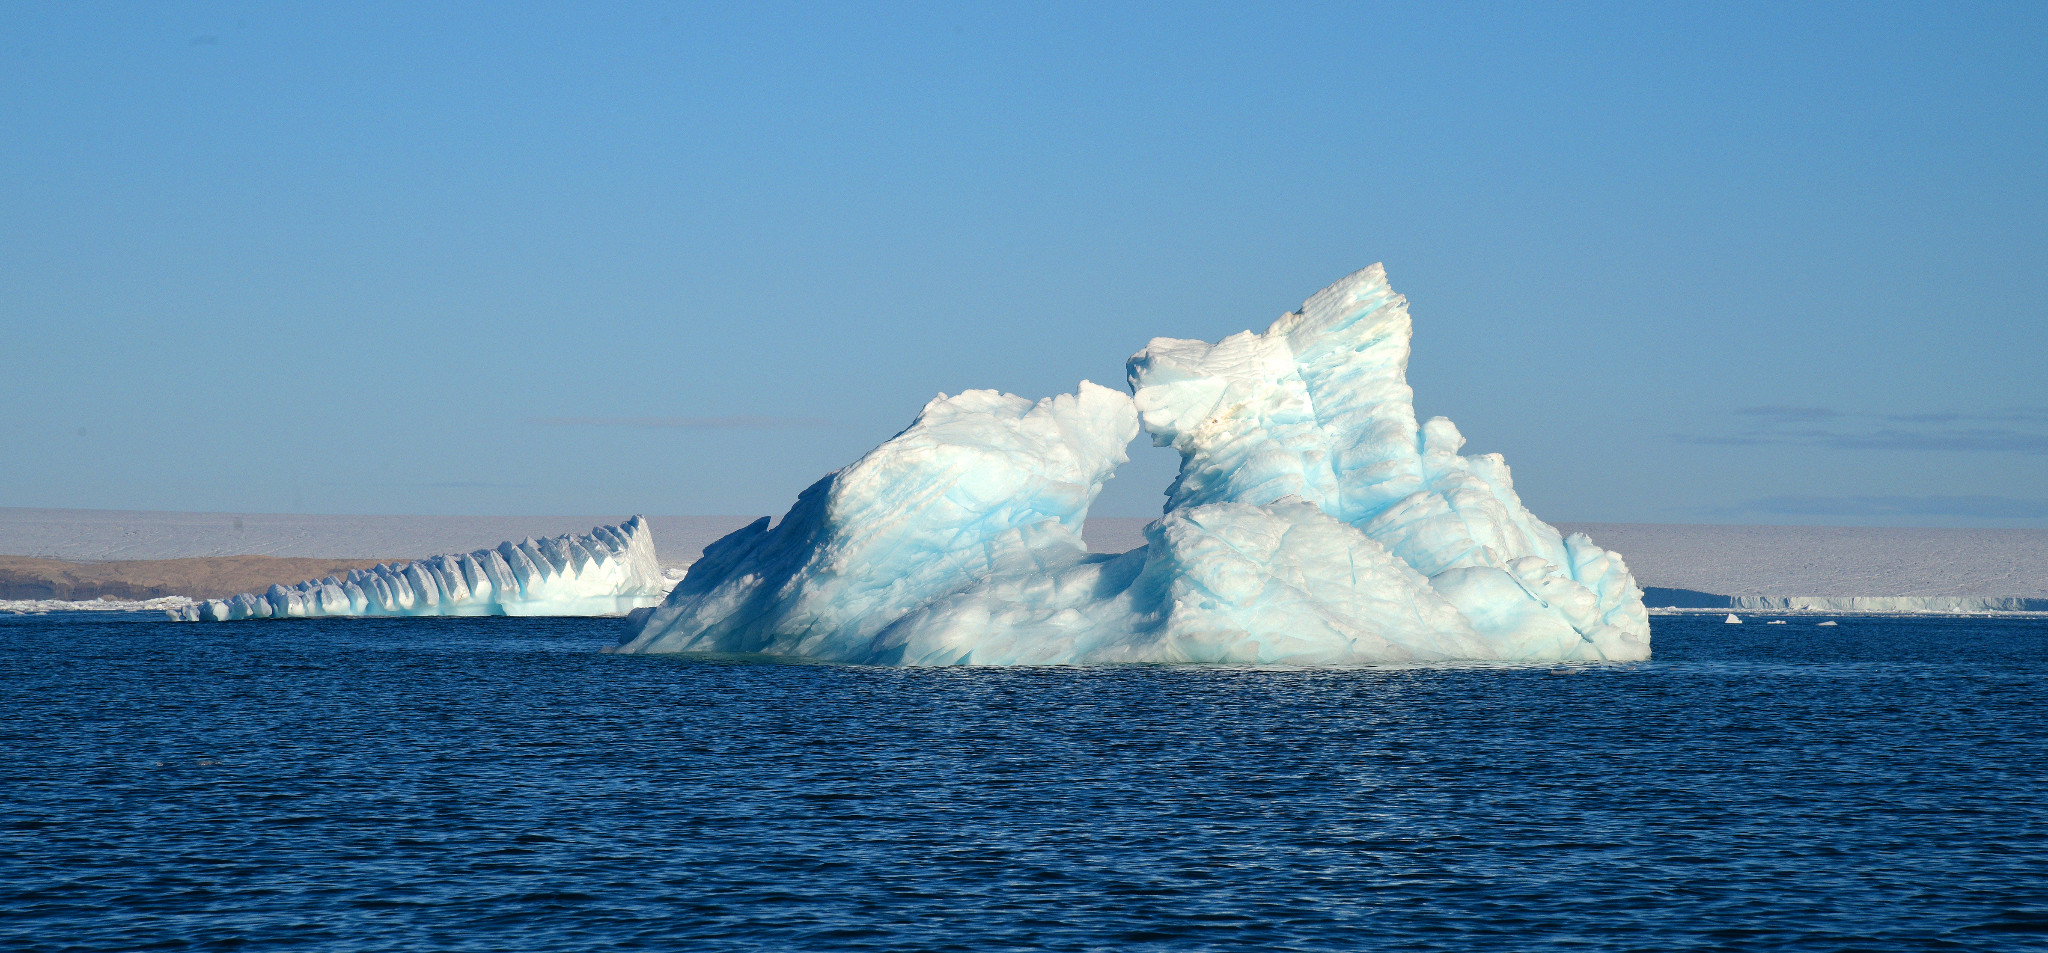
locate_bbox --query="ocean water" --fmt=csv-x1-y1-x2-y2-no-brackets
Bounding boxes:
2,613,2044,952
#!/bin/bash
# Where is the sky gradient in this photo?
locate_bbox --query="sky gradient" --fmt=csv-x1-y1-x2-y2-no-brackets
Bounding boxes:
4,2,2044,525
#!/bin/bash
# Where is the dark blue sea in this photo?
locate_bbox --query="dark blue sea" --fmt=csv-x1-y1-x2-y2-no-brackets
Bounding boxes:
2,612,2044,952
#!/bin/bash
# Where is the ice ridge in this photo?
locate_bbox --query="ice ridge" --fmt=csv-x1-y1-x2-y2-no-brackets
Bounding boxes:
619,265,1649,664
171,517,665,621
618,385,1139,658
1128,265,1647,660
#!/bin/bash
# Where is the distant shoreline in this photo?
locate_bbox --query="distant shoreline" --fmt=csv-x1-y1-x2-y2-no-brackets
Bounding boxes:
1649,606,2048,618
3,507,2045,610
0,554,400,602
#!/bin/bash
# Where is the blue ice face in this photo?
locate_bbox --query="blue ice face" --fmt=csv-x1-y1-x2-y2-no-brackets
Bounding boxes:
622,266,1649,665
617,383,1140,659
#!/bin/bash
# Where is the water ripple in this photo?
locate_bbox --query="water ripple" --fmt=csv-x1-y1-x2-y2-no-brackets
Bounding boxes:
0,613,2042,951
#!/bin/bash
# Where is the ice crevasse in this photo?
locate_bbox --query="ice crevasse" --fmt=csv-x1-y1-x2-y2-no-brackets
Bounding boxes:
619,265,1649,664
171,517,667,621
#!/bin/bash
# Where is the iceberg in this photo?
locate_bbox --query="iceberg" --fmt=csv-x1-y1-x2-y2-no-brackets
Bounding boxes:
620,265,1650,664
171,517,665,621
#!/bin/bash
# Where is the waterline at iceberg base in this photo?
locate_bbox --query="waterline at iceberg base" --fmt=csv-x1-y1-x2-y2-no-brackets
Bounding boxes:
620,265,1649,665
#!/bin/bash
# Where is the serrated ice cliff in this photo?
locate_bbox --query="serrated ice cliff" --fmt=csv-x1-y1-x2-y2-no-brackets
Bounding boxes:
172,517,665,621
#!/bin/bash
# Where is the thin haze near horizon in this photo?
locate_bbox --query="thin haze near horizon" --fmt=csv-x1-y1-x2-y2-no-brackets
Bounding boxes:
4,3,2044,527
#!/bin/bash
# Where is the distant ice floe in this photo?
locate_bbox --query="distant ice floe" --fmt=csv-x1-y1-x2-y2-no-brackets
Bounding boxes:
3,596,195,615
1645,590,2048,615
1731,595,2048,613
619,264,1650,665
169,517,665,621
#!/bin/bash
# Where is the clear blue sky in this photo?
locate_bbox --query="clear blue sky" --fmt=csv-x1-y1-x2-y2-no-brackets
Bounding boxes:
4,2,2044,526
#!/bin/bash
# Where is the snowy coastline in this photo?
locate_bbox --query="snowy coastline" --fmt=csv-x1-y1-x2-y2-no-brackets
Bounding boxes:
7,510,2043,622
1,596,196,615
6,513,2045,619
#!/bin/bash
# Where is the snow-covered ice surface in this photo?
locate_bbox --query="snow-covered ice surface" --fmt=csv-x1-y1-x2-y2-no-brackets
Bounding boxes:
620,265,1650,665
1060,519,2048,603
168,518,666,621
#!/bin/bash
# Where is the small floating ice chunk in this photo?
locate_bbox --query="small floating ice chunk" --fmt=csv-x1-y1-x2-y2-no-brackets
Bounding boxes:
1725,613,1743,624
1766,619,1787,624
1817,620,1838,626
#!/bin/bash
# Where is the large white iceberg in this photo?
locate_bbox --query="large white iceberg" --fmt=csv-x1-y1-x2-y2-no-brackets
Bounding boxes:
620,265,1649,664
172,517,666,621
